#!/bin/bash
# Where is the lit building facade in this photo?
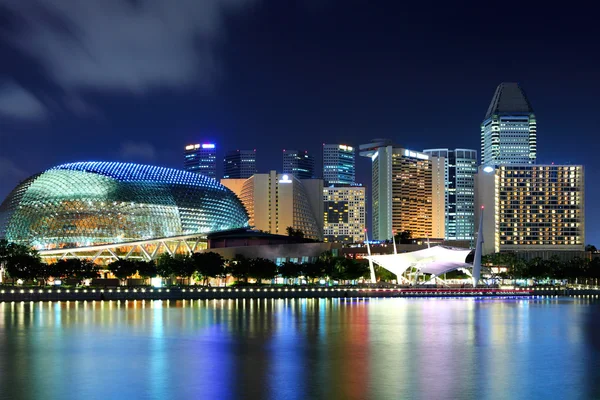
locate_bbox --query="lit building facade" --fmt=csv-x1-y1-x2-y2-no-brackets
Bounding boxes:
184,143,217,178
323,144,355,185
476,164,584,255
323,186,366,244
423,148,477,241
222,172,324,240
481,82,537,167
0,162,249,253
223,149,256,179
360,140,445,240
282,150,315,179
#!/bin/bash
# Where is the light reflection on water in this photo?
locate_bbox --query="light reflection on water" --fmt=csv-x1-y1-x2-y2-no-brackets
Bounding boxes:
1,297,600,400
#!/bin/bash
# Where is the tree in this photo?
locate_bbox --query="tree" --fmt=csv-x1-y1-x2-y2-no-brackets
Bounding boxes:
1,240,42,284
249,258,278,282
394,230,412,244
586,244,597,253
191,252,225,285
302,261,325,283
375,265,396,282
108,259,138,283
228,254,252,283
279,261,301,284
173,254,195,285
156,253,176,279
5,250,42,284
342,259,370,282
51,259,83,281
136,260,158,280
73,260,100,285
286,226,305,239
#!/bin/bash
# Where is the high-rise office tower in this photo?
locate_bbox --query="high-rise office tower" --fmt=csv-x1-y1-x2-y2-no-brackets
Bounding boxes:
223,149,256,179
282,150,314,179
481,82,537,167
323,144,355,185
323,186,366,244
221,172,324,240
359,140,445,240
423,148,477,241
184,143,217,178
476,164,584,257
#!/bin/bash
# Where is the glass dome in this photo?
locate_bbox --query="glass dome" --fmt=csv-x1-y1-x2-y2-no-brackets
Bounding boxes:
0,162,249,249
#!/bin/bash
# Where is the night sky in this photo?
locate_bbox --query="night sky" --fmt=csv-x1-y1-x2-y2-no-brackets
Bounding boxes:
0,1,598,243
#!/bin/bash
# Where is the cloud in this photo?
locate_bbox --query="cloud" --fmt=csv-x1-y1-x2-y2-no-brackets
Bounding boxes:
118,141,157,161
0,157,28,183
0,81,47,120
0,0,254,94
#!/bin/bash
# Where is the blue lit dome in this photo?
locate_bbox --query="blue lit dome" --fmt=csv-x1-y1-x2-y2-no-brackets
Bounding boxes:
0,162,249,249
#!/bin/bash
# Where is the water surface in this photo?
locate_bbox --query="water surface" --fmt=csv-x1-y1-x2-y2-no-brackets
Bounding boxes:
1,297,599,400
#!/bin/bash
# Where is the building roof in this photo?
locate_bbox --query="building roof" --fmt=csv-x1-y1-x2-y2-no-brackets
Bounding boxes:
484,82,534,119
207,228,316,243
366,245,473,277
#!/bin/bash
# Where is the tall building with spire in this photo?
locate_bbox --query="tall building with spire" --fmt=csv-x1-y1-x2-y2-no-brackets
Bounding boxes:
481,82,536,167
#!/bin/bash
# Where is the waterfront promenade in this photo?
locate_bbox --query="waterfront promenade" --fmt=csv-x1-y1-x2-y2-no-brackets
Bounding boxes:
1,286,590,302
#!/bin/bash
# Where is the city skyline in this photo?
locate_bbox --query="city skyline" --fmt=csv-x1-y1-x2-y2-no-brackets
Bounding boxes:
0,2,597,244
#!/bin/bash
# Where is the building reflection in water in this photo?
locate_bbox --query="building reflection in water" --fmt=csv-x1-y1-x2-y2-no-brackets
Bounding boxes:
1,297,600,399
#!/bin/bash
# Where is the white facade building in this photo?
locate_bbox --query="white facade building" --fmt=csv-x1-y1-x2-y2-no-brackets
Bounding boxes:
222,172,324,240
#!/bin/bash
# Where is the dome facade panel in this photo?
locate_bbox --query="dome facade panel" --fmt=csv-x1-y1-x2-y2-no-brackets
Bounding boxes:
0,162,249,249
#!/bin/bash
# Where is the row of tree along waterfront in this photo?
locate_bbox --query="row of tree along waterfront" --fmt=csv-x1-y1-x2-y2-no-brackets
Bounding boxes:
3,239,600,287
0,240,371,286
483,252,600,285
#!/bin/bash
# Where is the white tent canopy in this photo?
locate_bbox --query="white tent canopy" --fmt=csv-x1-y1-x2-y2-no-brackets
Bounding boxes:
366,246,473,278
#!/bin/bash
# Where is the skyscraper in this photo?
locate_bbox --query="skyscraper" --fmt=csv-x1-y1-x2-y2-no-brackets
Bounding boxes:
359,140,445,240
184,143,217,178
323,144,355,185
476,164,584,258
282,150,314,179
481,82,537,167
423,148,477,241
223,149,257,179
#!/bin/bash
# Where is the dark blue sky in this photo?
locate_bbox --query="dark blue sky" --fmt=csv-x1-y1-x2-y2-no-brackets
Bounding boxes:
0,1,598,243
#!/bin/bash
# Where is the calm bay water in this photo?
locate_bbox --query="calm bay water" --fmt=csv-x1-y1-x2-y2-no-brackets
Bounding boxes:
1,297,600,400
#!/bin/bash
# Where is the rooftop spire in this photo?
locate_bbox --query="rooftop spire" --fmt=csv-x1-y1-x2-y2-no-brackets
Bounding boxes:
484,82,534,119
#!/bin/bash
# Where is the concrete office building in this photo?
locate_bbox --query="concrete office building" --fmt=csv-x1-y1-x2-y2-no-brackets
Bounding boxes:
184,143,217,178
481,82,537,167
360,140,445,241
323,144,355,185
476,164,584,258
323,186,366,244
222,172,324,240
423,148,477,241
223,149,257,179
